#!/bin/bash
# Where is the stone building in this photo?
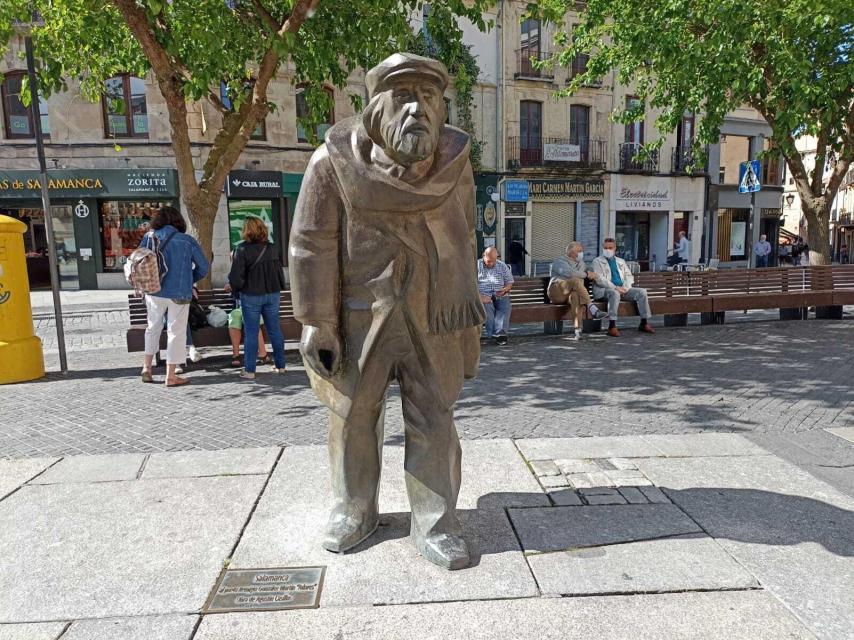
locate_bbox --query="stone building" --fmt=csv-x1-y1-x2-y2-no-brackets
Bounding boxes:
0,24,499,289
479,1,707,274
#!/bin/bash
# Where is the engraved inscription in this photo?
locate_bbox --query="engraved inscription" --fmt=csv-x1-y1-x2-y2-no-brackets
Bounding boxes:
204,566,325,613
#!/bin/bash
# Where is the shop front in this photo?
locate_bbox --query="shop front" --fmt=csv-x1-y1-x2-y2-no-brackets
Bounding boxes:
226,170,285,257
0,168,178,289
506,178,605,276
610,175,705,270
711,186,783,267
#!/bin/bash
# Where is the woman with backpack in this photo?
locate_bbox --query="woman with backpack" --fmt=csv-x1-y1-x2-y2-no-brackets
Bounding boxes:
227,216,287,379
140,206,208,386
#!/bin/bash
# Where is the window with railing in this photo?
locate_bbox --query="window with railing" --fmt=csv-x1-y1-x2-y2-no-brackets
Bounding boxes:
519,100,542,166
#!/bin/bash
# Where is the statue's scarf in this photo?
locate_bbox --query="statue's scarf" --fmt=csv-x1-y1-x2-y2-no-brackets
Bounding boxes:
324,118,485,334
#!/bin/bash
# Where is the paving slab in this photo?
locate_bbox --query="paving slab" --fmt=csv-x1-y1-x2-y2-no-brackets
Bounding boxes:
458,439,549,509
0,458,57,499
508,504,703,553
30,453,145,484
527,534,759,595
142,447,280,479
231,445,538,607
63,615,198,640
0,476,266,622
826,426,854,444
516,436,663,461
635,455,854,640
194,590,816,640
0,622,67,640
641,434,769,457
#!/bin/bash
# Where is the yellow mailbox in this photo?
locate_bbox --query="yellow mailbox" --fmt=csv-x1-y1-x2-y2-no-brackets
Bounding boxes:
0,214,45,383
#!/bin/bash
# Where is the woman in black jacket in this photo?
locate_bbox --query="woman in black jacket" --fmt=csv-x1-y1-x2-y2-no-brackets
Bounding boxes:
227,217,287,379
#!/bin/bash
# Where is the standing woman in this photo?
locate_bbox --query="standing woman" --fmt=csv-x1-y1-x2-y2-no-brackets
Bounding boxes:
140,206,208,387
228,217,287,379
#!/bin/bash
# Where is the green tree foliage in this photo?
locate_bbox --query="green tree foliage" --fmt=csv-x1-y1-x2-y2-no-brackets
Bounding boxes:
534,0,854,263
1,0,491,271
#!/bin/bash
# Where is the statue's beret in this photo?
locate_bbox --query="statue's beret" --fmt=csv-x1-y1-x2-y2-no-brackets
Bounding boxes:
366,52,449,98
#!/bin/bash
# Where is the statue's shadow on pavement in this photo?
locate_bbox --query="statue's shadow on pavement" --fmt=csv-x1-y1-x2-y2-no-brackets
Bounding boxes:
334,488,854,566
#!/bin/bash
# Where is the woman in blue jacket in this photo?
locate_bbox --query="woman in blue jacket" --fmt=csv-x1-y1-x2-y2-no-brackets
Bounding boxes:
140,206,208,386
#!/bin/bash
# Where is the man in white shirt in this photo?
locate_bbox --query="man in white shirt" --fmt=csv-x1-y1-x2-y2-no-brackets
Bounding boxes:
591,238,655,338
676,231,690,263
753,234,772,268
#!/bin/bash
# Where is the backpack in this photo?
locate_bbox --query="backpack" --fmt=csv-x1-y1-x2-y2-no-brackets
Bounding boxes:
124,229,177,295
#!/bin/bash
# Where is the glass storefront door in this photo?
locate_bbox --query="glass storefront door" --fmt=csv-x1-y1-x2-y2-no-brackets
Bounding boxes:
51,205,79,289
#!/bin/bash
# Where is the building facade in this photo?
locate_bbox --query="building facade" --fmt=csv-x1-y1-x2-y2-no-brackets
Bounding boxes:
1,26,499,289
482,1,707,275
704,108,784,267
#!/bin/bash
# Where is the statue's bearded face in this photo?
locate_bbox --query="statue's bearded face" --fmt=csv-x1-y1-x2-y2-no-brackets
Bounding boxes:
367,79,445,166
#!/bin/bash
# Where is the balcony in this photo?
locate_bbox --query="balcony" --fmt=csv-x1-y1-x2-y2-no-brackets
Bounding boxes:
515,49,554,80
507,137,607,170
671,146,706,174
619,142,659,173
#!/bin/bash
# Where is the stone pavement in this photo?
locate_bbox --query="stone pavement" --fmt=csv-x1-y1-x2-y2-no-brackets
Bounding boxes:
4,316,853,458
1,433,852,639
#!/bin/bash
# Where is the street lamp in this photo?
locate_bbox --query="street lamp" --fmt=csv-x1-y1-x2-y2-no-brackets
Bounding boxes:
785,194,795,207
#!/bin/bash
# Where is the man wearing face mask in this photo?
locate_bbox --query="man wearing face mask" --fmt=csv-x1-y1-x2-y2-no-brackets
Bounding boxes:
290,53,484,570
548,241,606,340
591,238,655,337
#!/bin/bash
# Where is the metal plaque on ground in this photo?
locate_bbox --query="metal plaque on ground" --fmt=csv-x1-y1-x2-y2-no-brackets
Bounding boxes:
204,566,325,613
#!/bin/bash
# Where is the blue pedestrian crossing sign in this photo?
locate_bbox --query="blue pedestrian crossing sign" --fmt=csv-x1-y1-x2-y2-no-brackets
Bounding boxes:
738,160,761,193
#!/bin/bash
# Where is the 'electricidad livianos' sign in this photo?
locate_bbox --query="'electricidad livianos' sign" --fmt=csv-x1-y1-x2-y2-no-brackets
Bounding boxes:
0,169,177,198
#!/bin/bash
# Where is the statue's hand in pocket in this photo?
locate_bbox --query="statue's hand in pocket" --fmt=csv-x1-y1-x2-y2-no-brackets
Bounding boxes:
300,324,342,379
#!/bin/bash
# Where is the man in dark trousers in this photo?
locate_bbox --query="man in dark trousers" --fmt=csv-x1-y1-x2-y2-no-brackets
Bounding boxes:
289,53,484,570
508,237,528,276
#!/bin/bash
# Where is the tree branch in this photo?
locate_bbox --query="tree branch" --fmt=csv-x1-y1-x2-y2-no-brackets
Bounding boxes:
198,0,321,196
249,0,279,33
812,128,829,197
110,0,200,207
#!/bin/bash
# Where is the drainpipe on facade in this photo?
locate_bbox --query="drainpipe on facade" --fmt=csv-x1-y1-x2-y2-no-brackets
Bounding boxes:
496,0,504,173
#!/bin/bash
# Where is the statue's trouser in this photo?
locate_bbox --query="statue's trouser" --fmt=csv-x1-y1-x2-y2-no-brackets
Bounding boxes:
327,310,463,544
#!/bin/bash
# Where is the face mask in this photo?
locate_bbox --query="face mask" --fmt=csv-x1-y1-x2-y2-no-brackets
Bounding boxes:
576,252,584,261
603,249,615,259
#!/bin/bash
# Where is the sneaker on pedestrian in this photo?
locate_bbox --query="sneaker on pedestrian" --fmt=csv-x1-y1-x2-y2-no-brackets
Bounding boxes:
239,370,256,380
571,328,583,341
494,333,509,346
188,346,202,363
174,364,184,374
271,367,287,374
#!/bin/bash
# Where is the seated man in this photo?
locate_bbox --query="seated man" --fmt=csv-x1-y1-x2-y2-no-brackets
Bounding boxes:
591,238,656,337
548,241,606,340
477,246,513,345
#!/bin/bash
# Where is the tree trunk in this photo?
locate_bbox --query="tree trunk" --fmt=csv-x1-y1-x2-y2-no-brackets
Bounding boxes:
803,200,831,265
184,190,221,288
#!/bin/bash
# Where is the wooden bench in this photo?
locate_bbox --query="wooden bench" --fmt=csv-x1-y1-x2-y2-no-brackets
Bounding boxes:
126,289,302,361
507,265,854,333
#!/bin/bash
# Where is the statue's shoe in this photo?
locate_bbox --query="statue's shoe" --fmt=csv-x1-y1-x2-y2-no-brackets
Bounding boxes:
322,508,378,553
417,532,470,570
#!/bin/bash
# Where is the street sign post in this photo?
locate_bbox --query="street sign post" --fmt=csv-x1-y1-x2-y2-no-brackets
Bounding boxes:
739,160,761,194
739,160,762,267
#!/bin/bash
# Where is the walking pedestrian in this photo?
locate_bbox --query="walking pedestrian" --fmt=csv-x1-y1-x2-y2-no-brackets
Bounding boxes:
140,206,208,387
227,217,287,379
508,237,528,276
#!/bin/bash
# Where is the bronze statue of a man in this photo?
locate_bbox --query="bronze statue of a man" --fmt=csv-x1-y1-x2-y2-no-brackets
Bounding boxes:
289,53,484,570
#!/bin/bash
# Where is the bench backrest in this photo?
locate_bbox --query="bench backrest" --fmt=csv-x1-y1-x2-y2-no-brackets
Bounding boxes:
509,265,854,308
128,289,296,326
